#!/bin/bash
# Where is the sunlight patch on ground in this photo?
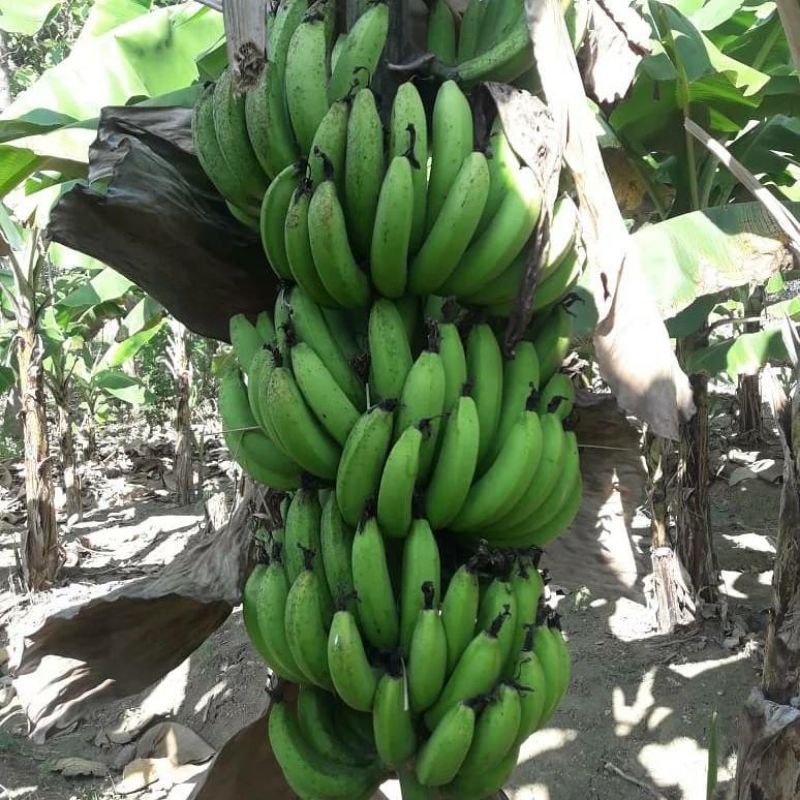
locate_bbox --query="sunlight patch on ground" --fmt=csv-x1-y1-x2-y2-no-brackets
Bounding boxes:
647,705,673,731
193,681,227,715
518,728,579,761
508,782,551,799
669,650,748,679
613,667,656,736
377,779,400,799
638,735,733,800
758,570,773,585
722,532,776,553
608,597,658,642
720,569,749,599
0,786,38,798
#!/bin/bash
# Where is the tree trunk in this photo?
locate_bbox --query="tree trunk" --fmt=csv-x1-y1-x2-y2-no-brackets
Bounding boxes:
734,369,800,798
675,328,719,604
172,318,194,505
55,387,82,520
736,287,765,441
13,235,59,590
644,432,695,632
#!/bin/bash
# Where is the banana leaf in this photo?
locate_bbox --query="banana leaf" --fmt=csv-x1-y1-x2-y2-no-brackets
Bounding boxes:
686,326,789,378
632,201,797,320
0,0,59,35
47,104,273,342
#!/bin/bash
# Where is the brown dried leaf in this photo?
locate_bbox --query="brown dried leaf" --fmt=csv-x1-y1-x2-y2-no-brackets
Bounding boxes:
583,0,650,103
49,757,108,778
10,486,256,741
524,0,694,440
136,722,214,766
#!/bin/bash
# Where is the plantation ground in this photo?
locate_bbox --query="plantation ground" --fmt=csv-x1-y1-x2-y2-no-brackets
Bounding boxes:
0,401,779,800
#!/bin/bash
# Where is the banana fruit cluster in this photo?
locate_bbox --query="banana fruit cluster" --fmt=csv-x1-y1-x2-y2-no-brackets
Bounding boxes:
246,516,571,799
201,0,588,795
192,0,585,311
221,289,580,550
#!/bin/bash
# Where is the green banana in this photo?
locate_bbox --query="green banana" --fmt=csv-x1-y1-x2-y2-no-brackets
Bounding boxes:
260,162,302,280
268,697,382,798
416,700,477,786
253,548,307,682
328,605,378,711
336,401,396,527
539,196,579,284
389,83,428,253
408,580,448,714
531,302,573,383
548,619,572,716
283,489,324,588
212,67,269,202
285,182,339,306
425,393,480,529
441,559,481,674
409,151,490,295
309,178,371,309
368,298,413,402
459,683,522,777
274,288,292,360
291,341,360,445
284,552,335,690
492,340,540,458
285,1,331,154
268,0,309,70
193,86,255,214
218,368,302,490
331,31,346,71
286,285,365,408
427,0,457,64
394,334,446,481
492,430,579,545
245,62,299,180
242,554,270,663
439,321,467,412
376,424,421,539
399,519,441,652
449,9,534,87
525,471,583,547
475,117,519,238
307,99,350,190
532,247,584,312
457,0,487,62
466,323,504,467
440,164,541,297
476,579,517,667
345,88,385,260
425,612,508,730
476,0,520,54
538,372,576,422
320,492,357,611
296,685,374,765
264,362,341,479
229,313,263,372
373,661,417,767
453,405,542,532
442,744,520,799
352,514,399,650
328,1,389,102
371,153,414,298
461,249,526,308
426,80,474,232
504,559,545,677
225,201,259,231
321,306,362,363
532,621,563,725
396,293,421,344
512,625,548,745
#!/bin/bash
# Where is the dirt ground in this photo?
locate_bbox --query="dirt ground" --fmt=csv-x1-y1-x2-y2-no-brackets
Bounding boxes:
0,405,781,800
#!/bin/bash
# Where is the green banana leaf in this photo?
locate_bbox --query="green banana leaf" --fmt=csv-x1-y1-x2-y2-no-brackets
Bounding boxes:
75,0,152,43
0,3,222,196
58,268,134,308
92,368,152,405
118,295,163,338
686,325,789,378
0,0,59,35
98,317,166,369
632,201,797,320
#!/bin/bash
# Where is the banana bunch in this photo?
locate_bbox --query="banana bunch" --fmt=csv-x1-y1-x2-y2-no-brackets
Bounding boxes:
194,0,585,314
244,520,572,798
